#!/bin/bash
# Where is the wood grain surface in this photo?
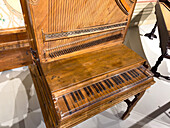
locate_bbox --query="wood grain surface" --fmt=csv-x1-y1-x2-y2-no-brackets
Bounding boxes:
0,27,32,72
27,0,134,62
42,43,145,92
18,0,156,127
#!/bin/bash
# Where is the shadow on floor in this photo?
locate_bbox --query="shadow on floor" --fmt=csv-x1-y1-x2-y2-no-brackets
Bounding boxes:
0,68,44,128
129,101,170,128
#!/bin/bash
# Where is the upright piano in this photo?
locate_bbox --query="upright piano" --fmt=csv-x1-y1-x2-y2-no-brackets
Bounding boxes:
0,0,155,127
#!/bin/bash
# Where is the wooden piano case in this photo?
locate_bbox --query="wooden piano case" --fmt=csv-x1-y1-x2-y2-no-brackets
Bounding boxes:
0,26,32,71
1,0,155,128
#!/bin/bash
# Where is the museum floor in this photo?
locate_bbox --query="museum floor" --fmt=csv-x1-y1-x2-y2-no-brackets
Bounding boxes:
0,1,170,128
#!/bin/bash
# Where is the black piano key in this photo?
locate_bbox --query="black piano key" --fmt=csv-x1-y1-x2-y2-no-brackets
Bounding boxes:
111,77,119,85
78,90,85,99
59,50,64,55
49,53,53,58
73,46,78,51
69,48,73,53
78,45,83,50
65,49,69,54
50,53,54,58
70,92,77,103
61,50,64,55
57,51,61,56
124,72,132,80
99,82,106,90
80,44,86,48
67,48,72,53
67,48,71,53
133,69,140,76
92,84,100,93
117,75,125,83
76,45,81,51
53,52,58,57
51,52,55,57
115,76,122,84
106,79,114,87
56,51,60,56
64,49,68,54
96,83,103,92
63,95,72,114
74,91,81,101
128,71,135,78
62,49,67,55
87,86,94,95
56,52,60,57
131,70,138,77
137,67,148,76
84,87,91,96
55,52,59,57
54,51,59,57
50,53,53,58
121,73,129,81
58,50,63,56
70,47,75,52
52,52,56,57
103,80,111,88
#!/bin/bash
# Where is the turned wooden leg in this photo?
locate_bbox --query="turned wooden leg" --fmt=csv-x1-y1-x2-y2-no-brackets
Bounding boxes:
121,90,145,120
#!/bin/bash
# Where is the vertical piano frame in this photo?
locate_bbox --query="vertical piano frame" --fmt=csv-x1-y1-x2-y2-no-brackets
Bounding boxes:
19,0,155,127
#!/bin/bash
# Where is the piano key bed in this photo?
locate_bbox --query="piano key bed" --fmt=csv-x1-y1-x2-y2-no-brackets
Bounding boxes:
55,65,152,118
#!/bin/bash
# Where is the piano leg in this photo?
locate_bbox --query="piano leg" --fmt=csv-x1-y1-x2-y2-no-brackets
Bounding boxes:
121,90,145,120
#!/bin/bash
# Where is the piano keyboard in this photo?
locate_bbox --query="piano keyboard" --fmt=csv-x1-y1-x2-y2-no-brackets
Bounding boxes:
55,65,152,117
